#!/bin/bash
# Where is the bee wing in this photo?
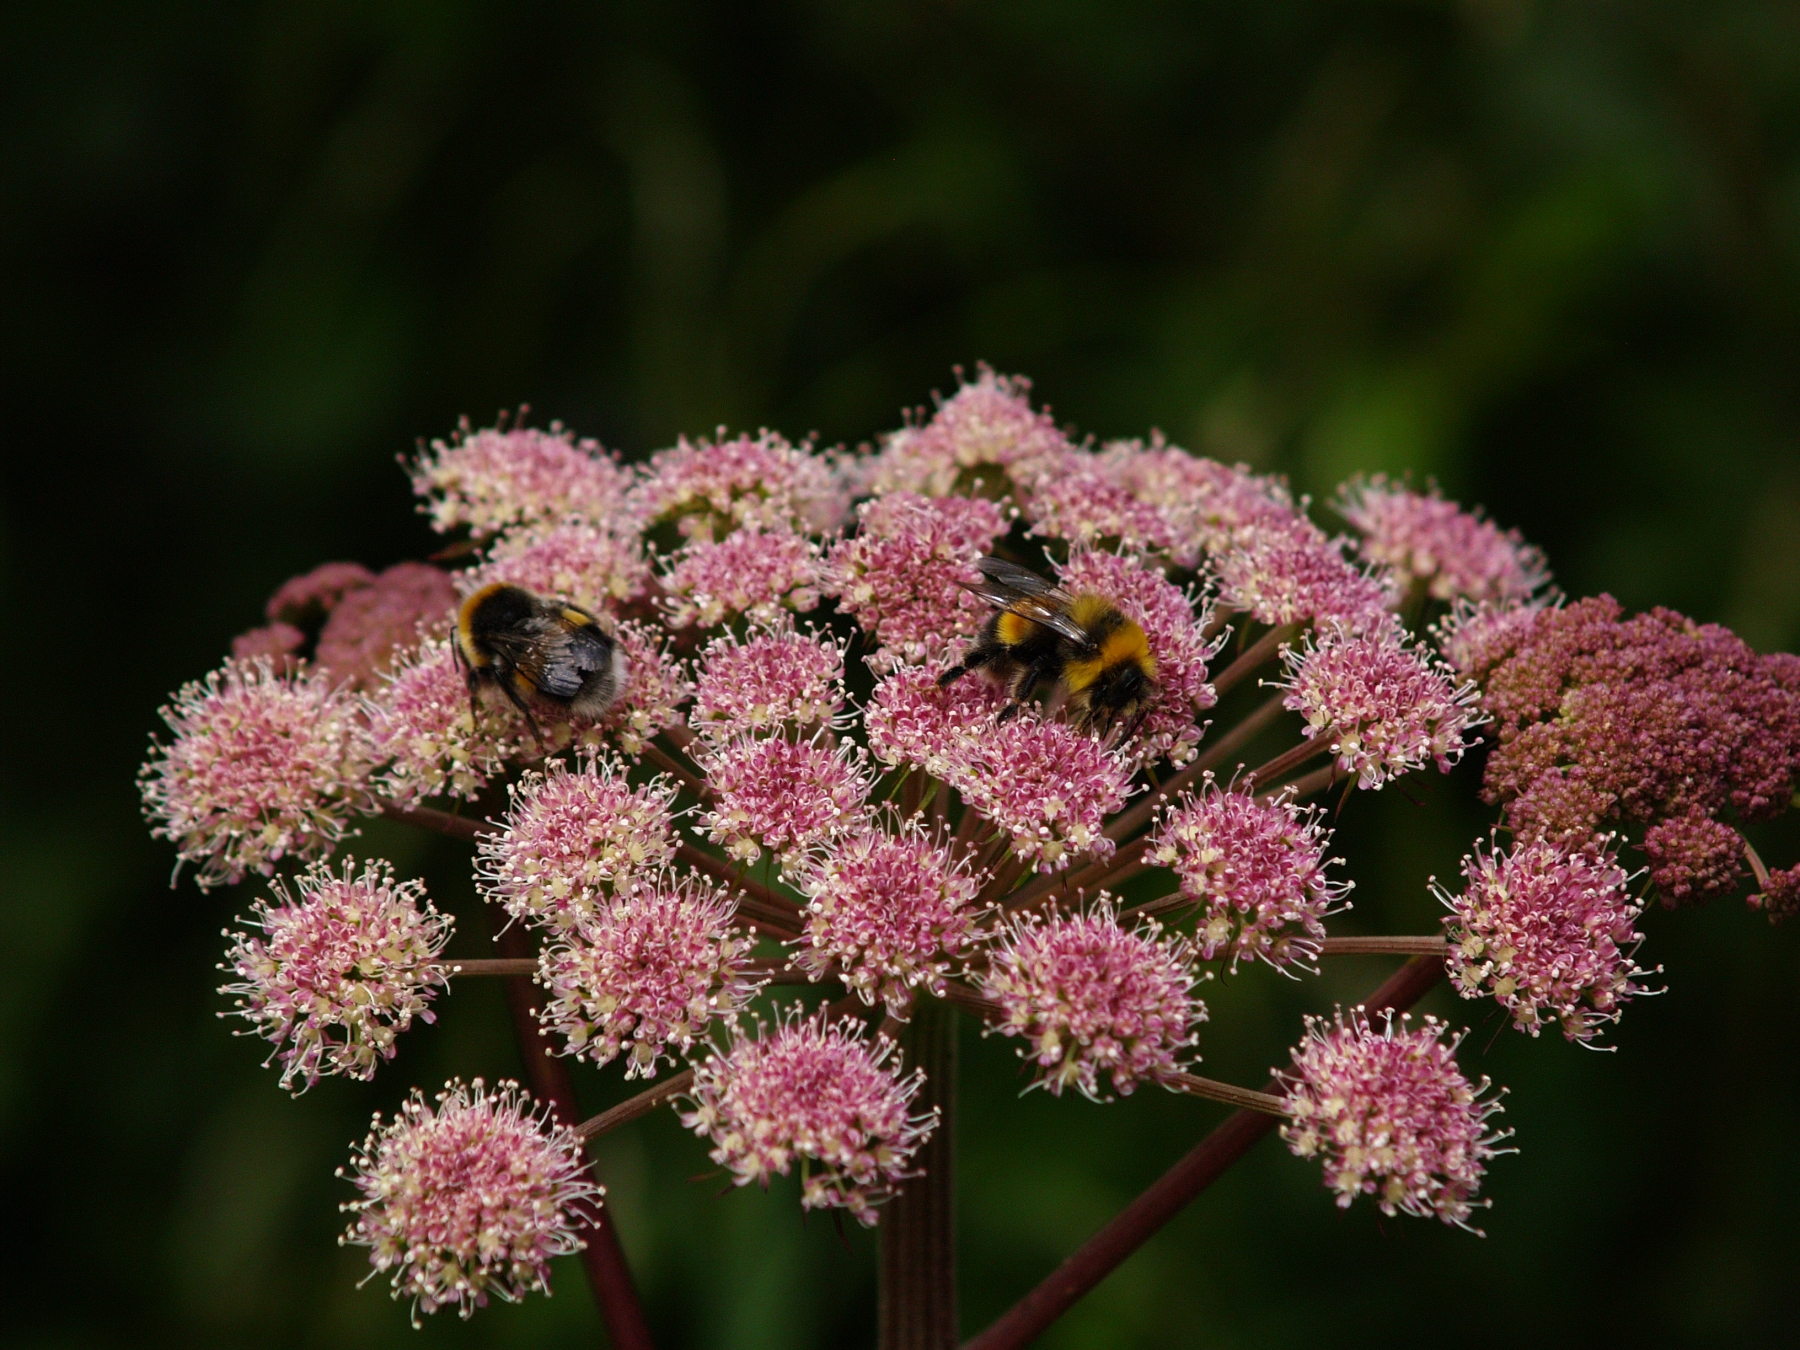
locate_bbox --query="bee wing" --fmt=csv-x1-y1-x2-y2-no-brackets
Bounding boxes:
511,614,615,698
964,556,1094,648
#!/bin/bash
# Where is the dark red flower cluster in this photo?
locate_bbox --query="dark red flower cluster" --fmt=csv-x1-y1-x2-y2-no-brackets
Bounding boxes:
1475,596,1800,908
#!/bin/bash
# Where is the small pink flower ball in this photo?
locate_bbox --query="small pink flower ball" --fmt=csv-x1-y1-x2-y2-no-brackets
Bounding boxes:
409,417,633,538
365,636,522,807
980,899,1205,1100
537,872,761,1078
1279,1008,1508,1230
660,524,824,629
476,759,680,933
1148,779,1351,973
791,822,988,1015
680,1007,938,1226
220,857,453,1093
139,657,377,889
1278,623,1484,789
1337,475,1550,604
339,1077,602,1323
1439,835,1652,1043
467,517,650,615
689,623,847,745
695,733,873,870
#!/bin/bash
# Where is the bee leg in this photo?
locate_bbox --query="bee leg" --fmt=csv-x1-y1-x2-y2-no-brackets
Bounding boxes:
998,655,1060,724
494,675,547,749
937,662,968,688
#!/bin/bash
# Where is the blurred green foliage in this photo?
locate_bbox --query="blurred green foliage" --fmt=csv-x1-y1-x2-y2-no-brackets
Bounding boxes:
3,1,1798,1347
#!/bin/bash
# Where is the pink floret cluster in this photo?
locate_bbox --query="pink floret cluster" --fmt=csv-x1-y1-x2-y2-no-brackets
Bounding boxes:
631,428,848,539
220,858,453,1093
1148,780,1350,973
365,637,522,807
1338,476,1550,604
467,518,649,614
867,365,1074,498
696,734,872,868
689,624,846,744
340,1078,601,1323
1215,520,1396,635
315,563,459,689
1279,1009,1507,1229
822,491,1010,672
475,760,679,933
981,901,1204,1099
409,419,633,537
1098,435,1304,566
680,1009,937,1225
537,873,760,1078
140,658,376,889
791,824,987,1015
1280,624,1482,788
1439,835,1650,1043
1479,596,1800,847
661,525,824,629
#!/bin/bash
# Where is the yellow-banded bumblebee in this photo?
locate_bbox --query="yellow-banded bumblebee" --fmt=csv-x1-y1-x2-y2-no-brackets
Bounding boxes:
939,556,1160,738
453,582,627,738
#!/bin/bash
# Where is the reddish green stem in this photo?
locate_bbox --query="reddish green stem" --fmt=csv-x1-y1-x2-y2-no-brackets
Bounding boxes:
495,924,656,1350
962,954,1445,1350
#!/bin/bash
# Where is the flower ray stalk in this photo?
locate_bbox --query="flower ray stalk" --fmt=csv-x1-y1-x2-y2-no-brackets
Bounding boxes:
493,923,655,1350
963,955,1445,1350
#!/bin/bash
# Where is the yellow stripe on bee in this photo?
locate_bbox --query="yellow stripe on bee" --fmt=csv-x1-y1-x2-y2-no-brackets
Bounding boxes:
560,607,592,628
995,611,1039,645
1069,593,1116,628
1064,622,1154,692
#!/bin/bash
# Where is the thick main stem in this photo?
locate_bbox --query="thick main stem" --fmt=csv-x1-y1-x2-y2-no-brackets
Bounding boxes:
963,954,1445,1350
495,924,656,1350
879,999,959,1350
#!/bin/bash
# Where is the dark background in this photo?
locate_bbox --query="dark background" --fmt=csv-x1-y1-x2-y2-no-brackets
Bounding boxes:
4,2,1798,1347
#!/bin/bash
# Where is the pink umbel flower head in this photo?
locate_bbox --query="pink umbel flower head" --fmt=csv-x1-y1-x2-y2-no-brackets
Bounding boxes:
695,732,873,870
1278,623,1483,789
316,562,458,690
537,872,760,1078
1337,475,1550,604
865,662,1012,780
980,899,1205,1100
1432,596,1551,678
864,667,1132,870
631,428,847,540
1478,596,1800,842
790,820,989,1016
1438,835,1652,1043
867,366,1075,498
231,621,306,666
1023,465,1179,557
1214,520,1397,635
140,657,377,889
339,1077,602,1323
679,1006,937,1225
821,491,1011,673
1098,436,1306,568
1278,1008,1508,1230
689,623,847,745
1751,864,1800,924
265,561,377,627
365,637,522,808
660,525,824,629
409,417,633,537
475,759,679,934
1643,812,1746,908
465,518,650,615
1055,549,1222,767
220,858,452,1093
1148,778,1352,973
955,711,1134,871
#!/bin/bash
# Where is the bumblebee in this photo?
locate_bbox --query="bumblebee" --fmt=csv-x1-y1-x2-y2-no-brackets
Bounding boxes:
939,556,1160,738
453,582,627,738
